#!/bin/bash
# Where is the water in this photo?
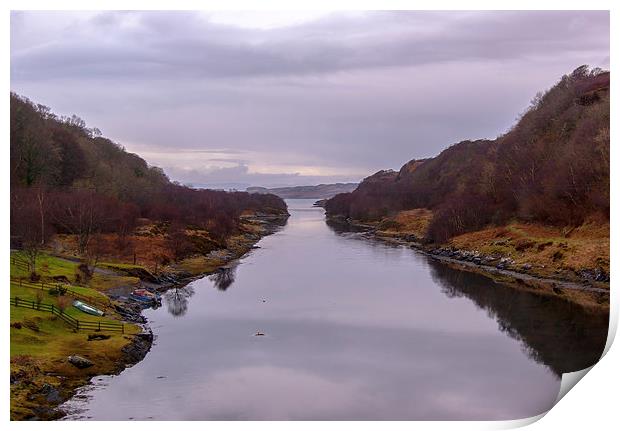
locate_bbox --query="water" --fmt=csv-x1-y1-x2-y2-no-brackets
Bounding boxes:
62,199,608,420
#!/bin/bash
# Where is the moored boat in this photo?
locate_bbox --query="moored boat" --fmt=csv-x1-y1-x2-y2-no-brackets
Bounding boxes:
129,288,161,305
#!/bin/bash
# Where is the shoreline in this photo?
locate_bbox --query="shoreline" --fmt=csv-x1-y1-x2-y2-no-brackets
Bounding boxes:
12,214,288,421
327,217,609,311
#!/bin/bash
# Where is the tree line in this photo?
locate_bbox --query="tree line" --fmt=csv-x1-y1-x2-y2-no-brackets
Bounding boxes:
10,92,287,272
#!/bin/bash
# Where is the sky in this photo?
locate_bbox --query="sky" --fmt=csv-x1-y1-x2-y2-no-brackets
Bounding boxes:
10,10,609,189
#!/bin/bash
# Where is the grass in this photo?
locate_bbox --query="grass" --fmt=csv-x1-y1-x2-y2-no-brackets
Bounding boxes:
448,219,610,282
359,210,609,286
174,255,226,276
12,279,111,305
11,251,79,280
89,272,141,291
10,282,130,327
382,208,433,238
99,261,147,270
10,304,139,419
10,251,142,420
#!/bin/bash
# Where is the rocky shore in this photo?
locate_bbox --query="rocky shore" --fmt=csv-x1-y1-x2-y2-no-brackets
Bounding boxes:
328,217,610,309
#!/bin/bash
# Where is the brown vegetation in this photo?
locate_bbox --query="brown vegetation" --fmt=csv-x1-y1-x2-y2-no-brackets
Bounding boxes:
326,66,609,246
10,92,288,269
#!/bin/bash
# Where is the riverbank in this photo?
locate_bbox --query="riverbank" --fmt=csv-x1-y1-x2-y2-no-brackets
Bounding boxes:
326,214,610,310
10,213,288,420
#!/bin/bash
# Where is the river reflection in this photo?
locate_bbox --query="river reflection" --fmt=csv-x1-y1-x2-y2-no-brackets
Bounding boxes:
428,261,608,375
209,266,238,291
61,199,608,421
163,285,195,317
326,220,608,376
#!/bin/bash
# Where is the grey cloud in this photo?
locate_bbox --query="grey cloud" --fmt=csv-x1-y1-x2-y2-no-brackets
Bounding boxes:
10,11,609,187
11,11,608,81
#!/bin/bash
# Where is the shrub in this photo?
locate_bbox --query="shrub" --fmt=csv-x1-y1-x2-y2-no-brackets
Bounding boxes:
56,296,71,313
35,291,44,308
22,318,40,332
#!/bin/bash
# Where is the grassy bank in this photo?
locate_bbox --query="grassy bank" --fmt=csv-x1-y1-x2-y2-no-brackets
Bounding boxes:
10,253,144,420
10,214,285,420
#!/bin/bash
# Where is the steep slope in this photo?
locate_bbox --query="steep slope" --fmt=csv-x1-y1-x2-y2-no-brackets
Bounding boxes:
326,66,609,242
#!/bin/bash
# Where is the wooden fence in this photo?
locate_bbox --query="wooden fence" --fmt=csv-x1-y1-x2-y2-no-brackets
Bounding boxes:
11,256,30,272
10,297,124,333
11,277,112,310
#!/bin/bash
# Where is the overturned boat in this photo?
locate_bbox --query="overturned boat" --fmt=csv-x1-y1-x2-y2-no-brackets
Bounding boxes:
73,300,105,317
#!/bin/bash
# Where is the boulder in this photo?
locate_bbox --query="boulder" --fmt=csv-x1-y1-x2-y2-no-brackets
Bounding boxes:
67,355,93,369
88,333,111,341
39,383,62,403
121,332,153,364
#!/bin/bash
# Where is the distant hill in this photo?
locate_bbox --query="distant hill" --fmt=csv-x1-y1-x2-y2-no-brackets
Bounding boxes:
247,183,358,199
326,66,610,243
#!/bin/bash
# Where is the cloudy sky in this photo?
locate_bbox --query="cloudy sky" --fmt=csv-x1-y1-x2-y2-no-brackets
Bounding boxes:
10,10,609,189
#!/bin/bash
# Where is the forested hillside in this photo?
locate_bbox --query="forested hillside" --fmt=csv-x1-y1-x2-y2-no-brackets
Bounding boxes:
326,66,610,243
10,93,288,267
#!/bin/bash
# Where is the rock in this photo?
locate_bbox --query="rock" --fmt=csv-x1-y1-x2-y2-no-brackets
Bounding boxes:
522,263,532,271
496,257,514,270
39,383,63,403
88,333,111,341
121,332,153,364
595,267,610,282
254,331,265,336
577,267,609,282
67,355,93,369
31,405,64,420
114,303,147,323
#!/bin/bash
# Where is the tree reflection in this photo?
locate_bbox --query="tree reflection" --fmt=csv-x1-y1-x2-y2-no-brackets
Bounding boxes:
164,285,195,317
427,259,609,376
327,221,609,377
325,218,373,235
209,266,237,291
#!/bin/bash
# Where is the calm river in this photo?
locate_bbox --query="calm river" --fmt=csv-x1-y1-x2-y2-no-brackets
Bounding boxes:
62,199,608,420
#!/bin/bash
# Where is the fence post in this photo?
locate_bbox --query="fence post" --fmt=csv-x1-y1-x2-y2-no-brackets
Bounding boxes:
122,324,124,334
98,321,101,331
19,279,22,288
76,320,79,331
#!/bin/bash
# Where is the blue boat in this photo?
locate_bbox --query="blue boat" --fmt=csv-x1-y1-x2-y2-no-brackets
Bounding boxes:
129,289,161,305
